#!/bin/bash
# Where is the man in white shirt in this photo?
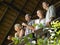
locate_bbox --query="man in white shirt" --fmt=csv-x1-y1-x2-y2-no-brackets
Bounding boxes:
42,1,56,26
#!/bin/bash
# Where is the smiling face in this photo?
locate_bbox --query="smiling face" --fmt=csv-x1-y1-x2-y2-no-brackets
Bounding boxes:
37,10,44,19
14,24,21,31
15,26,19,31
42,2,49,10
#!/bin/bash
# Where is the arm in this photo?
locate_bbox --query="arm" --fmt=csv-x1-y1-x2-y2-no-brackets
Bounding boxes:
26,24,35,30
22,23,35,30
7,36,14,41
19,29,24,38
15,33,18,38
49,5,56,21
46,6,56,26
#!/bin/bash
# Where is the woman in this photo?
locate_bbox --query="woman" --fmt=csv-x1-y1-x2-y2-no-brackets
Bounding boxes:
34,10,46,30
7,24,24,45
14,24,24,38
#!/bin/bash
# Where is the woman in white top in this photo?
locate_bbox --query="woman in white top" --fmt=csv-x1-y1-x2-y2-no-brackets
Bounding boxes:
34,10,46,30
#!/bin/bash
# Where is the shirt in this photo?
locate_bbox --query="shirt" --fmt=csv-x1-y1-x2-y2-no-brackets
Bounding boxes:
35,18,46,30
25,20,34,35
46,5,56,23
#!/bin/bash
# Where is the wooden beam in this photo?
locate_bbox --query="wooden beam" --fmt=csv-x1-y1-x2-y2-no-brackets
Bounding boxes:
3,1,26,15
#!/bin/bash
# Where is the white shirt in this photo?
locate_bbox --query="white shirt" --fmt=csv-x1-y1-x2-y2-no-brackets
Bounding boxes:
35,19,46,30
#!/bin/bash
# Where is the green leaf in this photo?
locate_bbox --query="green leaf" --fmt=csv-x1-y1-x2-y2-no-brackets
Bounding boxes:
32,24,38,27
12,37,19,45
24,36,29,43
28,33,33,39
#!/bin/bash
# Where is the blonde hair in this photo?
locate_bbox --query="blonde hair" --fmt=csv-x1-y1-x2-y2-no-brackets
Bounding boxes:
14,24,21,28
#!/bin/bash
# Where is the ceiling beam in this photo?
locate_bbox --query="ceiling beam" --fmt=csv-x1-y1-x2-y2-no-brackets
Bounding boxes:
31,0,41,16
22,0,29,10
3,1,26,15
54,1,60,8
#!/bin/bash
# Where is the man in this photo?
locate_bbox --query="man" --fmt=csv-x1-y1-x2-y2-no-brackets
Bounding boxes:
42,1,56,26
22,14,34,35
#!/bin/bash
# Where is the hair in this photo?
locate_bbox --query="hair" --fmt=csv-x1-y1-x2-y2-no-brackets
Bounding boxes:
37,9,46,18
25,14,31,18
25,14,31,16
14,24,21,28
42,1,51,6
37,9,44,15
43,1,49,4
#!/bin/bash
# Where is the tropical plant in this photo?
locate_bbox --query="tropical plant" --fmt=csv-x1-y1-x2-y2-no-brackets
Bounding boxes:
50,20,60,45
11,20,60,45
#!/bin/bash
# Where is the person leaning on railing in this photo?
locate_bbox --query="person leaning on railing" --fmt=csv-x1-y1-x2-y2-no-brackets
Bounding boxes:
42,1,56,26
7,24,24,45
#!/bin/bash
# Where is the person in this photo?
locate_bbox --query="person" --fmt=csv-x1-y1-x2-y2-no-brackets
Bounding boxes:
22,14,36,45
22,14,34,35
22,10,46,31
35,10,51,38
14,24,24,38
34,10,46,30
7,24,24,45
42,1,56,26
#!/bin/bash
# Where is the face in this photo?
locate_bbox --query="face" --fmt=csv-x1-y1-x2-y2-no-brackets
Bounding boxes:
37,10,43,19
25,15,30,21
42,2,49,10
14,26,21,31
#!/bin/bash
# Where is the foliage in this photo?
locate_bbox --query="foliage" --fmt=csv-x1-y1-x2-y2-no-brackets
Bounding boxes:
51,20,60,36
50,20,60,45
33,23,44,29
12,37,20,45
12,20,60,45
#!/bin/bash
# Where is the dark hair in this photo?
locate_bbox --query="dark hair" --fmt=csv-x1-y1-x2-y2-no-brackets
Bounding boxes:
37,9,44,15
42,1,51,6
25,14,31,18
37,9,46,18
25,14,31,16
43,1,49,4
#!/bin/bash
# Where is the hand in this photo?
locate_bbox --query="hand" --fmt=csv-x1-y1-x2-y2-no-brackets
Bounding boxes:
22,23,27,26
46,22,50,27
7,36,11,40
